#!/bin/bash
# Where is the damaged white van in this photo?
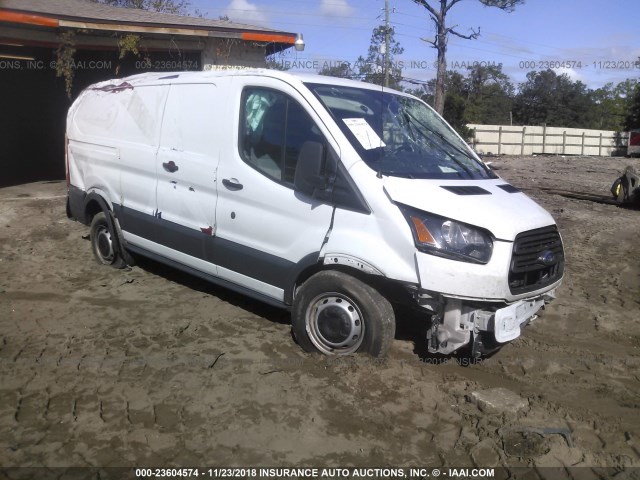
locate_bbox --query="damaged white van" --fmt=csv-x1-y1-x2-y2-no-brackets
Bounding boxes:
66,69,564,358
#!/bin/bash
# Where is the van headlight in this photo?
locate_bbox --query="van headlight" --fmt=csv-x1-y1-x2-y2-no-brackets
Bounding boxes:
399,205,493,264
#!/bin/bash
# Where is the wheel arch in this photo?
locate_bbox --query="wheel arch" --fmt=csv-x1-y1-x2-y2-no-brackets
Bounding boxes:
83,190,113,224
284,253,324,306
83,192,134,266
288,258,411,308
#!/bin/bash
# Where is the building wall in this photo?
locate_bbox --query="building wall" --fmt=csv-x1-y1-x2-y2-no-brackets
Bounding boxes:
201,38,267,69
0,37,268,187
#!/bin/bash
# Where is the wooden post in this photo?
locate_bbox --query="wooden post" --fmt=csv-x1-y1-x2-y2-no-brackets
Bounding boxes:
599,132,603,156
521,126,526,155
498,126,503,155
581,131,585,155
562,131,566,155
542,124,547,154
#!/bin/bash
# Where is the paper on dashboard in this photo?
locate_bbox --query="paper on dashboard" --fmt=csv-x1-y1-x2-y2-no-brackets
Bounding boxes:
343,118,386,150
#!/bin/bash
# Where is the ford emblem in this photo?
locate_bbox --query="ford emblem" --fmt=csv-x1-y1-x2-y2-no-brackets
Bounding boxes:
538,250,556,265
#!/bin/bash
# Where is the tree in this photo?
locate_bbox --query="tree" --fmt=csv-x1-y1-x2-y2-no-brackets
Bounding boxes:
513,69,595,128
624,83,640,130
412,0,524,114
409,71,462,106
356,24,404,89
464,64,514,124
413,66,512,132
590,80,638,131
318,62,354,78
443,91,471,139
410,70,470,137
91,0,190,15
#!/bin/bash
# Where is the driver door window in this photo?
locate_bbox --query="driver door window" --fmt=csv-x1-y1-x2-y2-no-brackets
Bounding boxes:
239,88,324,185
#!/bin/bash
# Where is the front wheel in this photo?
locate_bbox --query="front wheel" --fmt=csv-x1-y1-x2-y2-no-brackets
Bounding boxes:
90,212,127,269
292,270,395,357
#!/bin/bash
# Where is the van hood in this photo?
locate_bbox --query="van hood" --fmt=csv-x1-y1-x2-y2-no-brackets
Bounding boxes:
383,177,556,241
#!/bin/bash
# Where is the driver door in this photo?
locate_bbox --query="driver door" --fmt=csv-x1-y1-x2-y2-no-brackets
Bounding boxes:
211,78,337,301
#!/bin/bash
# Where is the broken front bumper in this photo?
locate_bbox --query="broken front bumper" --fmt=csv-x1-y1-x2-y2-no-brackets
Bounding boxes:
426,289,557,355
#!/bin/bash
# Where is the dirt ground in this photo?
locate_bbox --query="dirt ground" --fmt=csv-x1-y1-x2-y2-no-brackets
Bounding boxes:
1,155,639,476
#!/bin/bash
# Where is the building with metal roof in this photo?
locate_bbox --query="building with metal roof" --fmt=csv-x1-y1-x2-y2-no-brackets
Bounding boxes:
0,0,301,186
0,0,299,69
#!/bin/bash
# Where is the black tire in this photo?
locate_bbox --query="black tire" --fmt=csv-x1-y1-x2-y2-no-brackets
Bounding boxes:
611,178,621,198
292,270,395,357
611,178,625,203
90,212,127,269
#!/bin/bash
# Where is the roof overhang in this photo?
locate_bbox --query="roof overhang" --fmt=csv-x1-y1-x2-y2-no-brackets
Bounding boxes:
0,7,296,51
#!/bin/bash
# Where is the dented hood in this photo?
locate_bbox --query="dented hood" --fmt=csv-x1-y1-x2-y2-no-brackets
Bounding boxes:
383,177,556,241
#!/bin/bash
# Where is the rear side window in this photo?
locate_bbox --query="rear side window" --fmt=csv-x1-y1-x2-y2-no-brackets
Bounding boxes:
239,87,324,185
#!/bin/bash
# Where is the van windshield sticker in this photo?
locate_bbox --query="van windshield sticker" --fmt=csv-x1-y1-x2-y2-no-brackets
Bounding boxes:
343,118,386,150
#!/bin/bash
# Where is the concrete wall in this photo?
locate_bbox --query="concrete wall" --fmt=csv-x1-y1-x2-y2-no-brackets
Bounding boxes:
468,124,623,157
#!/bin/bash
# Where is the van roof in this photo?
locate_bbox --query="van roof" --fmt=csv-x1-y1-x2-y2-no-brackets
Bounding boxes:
89,68,408,96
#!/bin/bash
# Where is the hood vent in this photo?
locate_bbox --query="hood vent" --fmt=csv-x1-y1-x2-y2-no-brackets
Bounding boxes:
498,184,521,193
440,186,491,195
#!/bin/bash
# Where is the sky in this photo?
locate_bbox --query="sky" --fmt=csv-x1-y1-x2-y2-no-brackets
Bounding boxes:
191,0,640,90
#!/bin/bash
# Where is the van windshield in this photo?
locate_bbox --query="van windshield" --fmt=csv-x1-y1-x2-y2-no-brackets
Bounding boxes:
306,83,496,180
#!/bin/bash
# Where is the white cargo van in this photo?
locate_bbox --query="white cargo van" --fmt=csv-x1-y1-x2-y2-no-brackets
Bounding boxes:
66,69,564,357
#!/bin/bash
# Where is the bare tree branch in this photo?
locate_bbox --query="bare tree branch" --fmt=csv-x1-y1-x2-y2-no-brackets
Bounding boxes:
429,15,439,32
445,0,463,14
411,0,441,20
420,37,438,48
448,26,481,40
413,0,523,114
478,0,525,12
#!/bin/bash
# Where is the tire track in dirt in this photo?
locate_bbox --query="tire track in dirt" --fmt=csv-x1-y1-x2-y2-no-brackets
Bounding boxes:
1,168,639,469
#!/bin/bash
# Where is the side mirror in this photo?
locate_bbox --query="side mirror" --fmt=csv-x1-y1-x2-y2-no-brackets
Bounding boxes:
294,141,328,197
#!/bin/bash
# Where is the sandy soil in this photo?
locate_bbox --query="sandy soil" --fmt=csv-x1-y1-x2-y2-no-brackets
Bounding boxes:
0,155,639,475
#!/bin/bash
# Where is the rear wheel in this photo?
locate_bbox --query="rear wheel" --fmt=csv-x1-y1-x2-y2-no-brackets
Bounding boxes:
90,212,127,269
292,270,395,357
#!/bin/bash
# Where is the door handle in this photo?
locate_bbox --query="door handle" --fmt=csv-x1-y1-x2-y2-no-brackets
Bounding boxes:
162,161,179,173
222,178,243,191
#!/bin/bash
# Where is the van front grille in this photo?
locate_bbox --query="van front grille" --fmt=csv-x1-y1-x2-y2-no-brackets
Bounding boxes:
509,226,564,294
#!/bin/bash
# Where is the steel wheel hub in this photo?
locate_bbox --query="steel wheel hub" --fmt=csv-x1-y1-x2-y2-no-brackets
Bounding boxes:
306,293,364,355
95,225,115,263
